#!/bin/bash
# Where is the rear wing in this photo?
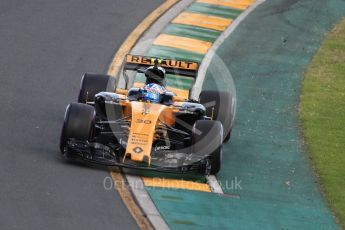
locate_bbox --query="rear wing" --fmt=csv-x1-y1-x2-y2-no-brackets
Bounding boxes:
124,54,199,78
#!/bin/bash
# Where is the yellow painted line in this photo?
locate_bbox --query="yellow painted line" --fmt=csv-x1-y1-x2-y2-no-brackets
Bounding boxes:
153,34,212,54
172,12,232,31
133,82,190,98
142,177,212,192
197,0,255,10
110,172,153,230
107,0,178,77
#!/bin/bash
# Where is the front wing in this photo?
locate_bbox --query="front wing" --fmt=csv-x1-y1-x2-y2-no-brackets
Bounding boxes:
64,139,211,175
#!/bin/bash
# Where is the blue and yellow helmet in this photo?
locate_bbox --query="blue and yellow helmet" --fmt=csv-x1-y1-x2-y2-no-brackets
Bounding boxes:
142,83,166,103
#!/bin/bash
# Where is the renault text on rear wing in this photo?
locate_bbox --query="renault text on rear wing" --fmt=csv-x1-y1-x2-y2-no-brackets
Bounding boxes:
124,54,199,78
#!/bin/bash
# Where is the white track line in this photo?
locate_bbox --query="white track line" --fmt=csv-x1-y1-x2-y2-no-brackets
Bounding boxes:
206,175,224,194
125,175,169,230
124,0,267,228
192,0,266,194
191,0,266,100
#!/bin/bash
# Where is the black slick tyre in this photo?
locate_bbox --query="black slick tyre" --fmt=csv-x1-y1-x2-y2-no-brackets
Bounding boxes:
199,90,234,142
60,103,96,153
78,73,116,103
192,120,223,174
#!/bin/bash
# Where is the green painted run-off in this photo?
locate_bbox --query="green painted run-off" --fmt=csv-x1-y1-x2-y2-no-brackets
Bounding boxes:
146,0,345,229
186,2,242,19
163,24,221,43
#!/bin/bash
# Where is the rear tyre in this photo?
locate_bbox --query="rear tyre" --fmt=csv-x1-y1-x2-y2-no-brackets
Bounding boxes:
78,73,116,103
192,120,223,175
59,103,96,153
199,90,234,142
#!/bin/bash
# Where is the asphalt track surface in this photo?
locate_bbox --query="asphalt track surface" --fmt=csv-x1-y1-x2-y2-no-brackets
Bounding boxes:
0,0,162,229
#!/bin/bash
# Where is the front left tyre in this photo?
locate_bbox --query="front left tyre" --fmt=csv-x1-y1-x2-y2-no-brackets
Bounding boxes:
199,90,234,143
192,120,223,174
59,103,96,153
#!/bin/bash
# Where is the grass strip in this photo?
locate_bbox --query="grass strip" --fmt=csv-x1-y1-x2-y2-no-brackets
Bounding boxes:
300,18,345,227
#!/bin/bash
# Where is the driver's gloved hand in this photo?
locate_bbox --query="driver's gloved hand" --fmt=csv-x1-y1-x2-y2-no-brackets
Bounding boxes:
137,89,146,98
187,99,199,103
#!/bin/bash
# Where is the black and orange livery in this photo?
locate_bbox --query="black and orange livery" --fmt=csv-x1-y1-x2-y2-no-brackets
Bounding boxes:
59,55,234,175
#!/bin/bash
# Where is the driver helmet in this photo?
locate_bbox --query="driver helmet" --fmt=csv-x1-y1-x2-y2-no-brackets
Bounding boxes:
142,83,166,103
145,66,166,87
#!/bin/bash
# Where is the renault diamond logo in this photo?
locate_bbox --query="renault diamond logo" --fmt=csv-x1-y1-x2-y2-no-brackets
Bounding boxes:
133,147,143,154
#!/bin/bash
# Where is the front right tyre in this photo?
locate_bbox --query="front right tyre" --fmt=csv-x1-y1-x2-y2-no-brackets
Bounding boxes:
59,103,96,154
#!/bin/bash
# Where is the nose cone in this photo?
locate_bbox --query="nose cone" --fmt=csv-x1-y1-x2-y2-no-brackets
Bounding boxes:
124,102,166,164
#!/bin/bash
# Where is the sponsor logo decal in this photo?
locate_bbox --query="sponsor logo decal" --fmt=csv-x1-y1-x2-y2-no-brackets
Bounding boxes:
126,54,198,71
154,146,171,151
136,119,152,124
133,147,143,154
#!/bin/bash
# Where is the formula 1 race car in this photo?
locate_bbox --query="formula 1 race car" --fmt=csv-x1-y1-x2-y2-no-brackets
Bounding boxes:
59,55,234,175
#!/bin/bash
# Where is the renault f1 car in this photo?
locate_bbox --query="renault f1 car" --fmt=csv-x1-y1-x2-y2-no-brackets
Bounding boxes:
59,55,234,175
